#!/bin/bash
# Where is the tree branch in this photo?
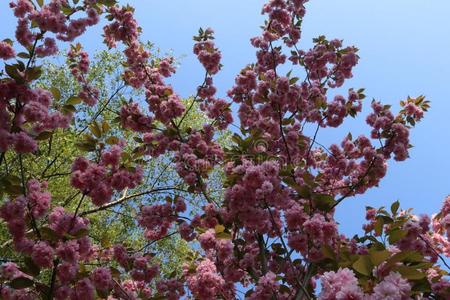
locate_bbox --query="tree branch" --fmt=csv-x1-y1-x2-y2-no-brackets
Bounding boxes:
79,186,187,217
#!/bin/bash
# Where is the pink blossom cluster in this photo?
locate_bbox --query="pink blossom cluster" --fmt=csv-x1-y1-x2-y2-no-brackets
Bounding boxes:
0,41,16,60
396,216,437,261
248,271,280,299
138,197,186,240
48,206,89,237
288,213,338,261
197,229,234,264
185,258,227,300
0,262,25,281
120,102,154,133
404,101,424,121
0,83,71,153
26,179,51,218
315,134,387,197
112,245,160,285
261,0,308,46
141,63,186,124
320,268,412,300
68,45,99,106
223,159,287,233
326,90,362,127
35,37,58,57
10,0,99,48
366,101,412,161
0,180,51,250
197,78,233,130
103,6,139,48
90,267,113,291
71,146,143,206
0,0,441,299
123,41,151,89
110,279,152,299
0,287,36,300
193,29,222,75
174,126,223,187
103,5,152,91
155,279,186,300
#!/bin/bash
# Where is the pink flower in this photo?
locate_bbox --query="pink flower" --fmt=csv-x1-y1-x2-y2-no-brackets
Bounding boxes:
31,241,54,268
56,240,80,263
372,272,411,299
1,262,22,280
91,267,113,291
12,132,37,153
35,37,58,57
0,41,15,60
26,179,51,218
319,268,364,300
57,263,78,284
248,272,279,300
73,278,95,300
185,259,226,299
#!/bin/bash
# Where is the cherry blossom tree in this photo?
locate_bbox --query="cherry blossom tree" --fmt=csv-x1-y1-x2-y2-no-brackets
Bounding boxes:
1,0,449,299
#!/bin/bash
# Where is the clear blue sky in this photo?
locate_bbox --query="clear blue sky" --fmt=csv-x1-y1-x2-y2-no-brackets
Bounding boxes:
1,1,450,235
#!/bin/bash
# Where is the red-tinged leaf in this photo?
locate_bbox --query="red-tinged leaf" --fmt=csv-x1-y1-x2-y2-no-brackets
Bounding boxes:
10,277,34,289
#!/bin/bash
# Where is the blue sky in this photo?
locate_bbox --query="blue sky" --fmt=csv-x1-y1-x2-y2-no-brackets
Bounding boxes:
1,1,450,236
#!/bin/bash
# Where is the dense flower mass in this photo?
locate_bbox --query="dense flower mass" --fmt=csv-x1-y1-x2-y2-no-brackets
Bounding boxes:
0,0,443,299
0,41,16,60
70,146,143,206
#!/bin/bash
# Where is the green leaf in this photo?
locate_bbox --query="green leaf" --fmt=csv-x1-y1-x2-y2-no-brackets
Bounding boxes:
214,224,225,234
89,121,102,138
66,96,83,105
17,52,30,59
61,5,73,15
289,77,299,84
110,267,121,279
102,121,111,133
391,200,400,215
312,194,336,211
374,217,384,236
10,277,34,289
35,131,53,141
395,266,426,280
26,66,42,81
35,283,50,298
385,251,423,269
72,228,89,239
322,245,335,260
40,227,59,241
97,288,109,298
62,104,77,113
369,250,390,266
102,0,117,7
215,232,232,240
5,184,22,196
271,243,285,255
50,87,61,101
352,255,373,276
388,228,407,244
279,284,290,293
2,38,13,45
22,257,41,277
37,0,44,7
75,141,96,152
296,185,311,199
106,136,119,145
5,64,22,82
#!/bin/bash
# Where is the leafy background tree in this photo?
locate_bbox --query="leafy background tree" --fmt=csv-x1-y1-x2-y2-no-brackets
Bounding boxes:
0,48,230,278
